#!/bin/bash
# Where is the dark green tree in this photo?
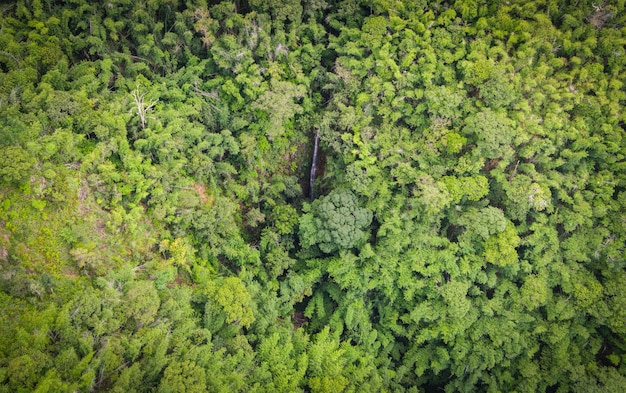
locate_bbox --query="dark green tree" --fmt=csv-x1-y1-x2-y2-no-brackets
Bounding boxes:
299,189,372,254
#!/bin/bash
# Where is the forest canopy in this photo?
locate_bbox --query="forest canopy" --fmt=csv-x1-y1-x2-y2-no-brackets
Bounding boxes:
1,0,625,392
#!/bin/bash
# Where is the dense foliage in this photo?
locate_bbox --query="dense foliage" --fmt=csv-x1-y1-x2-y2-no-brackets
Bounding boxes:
1,0,625,392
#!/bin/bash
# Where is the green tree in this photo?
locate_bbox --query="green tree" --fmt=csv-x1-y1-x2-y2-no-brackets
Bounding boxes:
299,189,372,254
252,80,306,141
0,146,36,184
158,360,207,393
124,280,160,330
463,108,516,161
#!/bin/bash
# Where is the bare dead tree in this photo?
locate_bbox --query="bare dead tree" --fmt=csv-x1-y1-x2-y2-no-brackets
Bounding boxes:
130,85,158,129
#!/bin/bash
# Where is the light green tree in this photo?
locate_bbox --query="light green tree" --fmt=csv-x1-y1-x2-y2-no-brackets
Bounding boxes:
207,277,255,329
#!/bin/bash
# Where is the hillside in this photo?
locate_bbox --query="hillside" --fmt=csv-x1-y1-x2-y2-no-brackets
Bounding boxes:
1,1,625,392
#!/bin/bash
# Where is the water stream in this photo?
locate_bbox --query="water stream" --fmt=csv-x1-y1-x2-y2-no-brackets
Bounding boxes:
309,131,320,200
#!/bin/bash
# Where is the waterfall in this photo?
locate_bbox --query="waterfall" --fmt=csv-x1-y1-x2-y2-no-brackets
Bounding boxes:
309,131,320,200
